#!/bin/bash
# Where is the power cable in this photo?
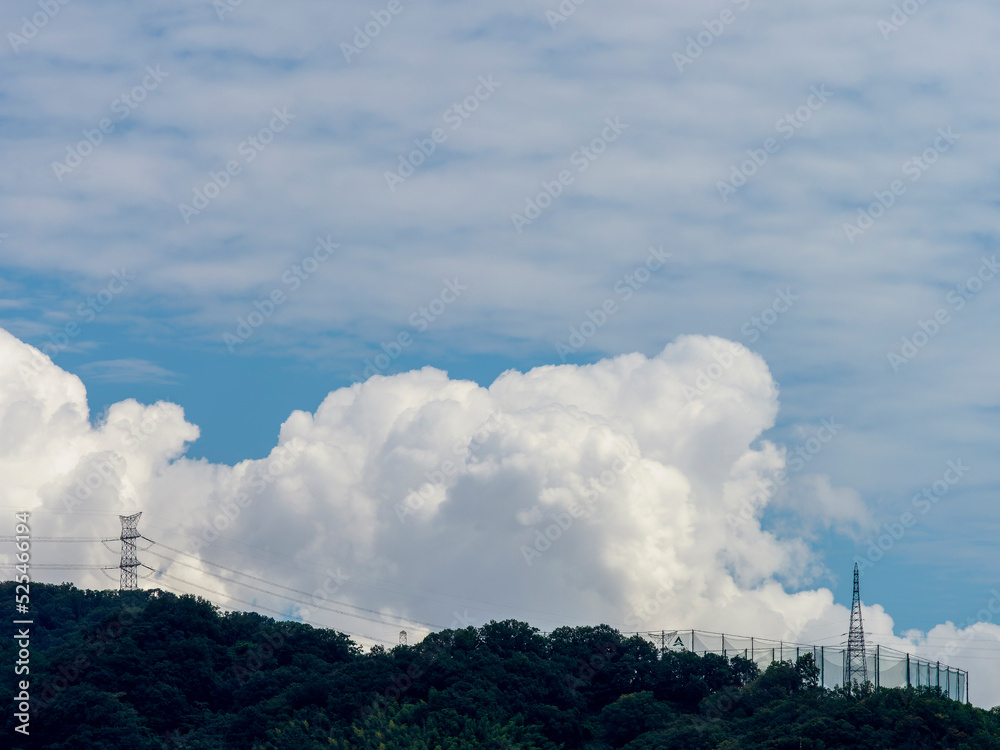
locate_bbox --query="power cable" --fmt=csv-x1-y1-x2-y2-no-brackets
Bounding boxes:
1,511,590,628
0,536,105,542
141,544,442,630
0,563,113,570
146,567,394,645
135,527,589,628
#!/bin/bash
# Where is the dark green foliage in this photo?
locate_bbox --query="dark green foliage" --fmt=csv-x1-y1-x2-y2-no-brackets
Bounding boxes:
2,582,999,749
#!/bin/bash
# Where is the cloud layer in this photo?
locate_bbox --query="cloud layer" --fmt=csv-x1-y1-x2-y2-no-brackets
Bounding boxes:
2,0,1000,706
4,326,999,703
2,2,997,574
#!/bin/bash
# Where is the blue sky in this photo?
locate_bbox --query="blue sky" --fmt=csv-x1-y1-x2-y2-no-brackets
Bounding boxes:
2,0,1000,701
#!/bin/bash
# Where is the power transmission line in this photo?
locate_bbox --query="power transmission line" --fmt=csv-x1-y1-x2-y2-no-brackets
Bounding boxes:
147,567,394,645
133,511,592,627
0,563,113,570
0,536,105,542
141,543,444,631
140,522,584,627
0,509,589,628
11,523,999,665
0,527,579,629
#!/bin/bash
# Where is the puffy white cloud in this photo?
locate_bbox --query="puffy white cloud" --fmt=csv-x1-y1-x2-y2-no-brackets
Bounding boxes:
0,326,197,533
2,325,998,703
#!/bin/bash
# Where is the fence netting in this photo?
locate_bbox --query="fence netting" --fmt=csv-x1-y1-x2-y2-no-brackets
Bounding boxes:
635,629,967,703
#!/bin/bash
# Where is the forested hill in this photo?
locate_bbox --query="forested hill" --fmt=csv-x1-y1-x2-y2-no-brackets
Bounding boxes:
2,583,999,749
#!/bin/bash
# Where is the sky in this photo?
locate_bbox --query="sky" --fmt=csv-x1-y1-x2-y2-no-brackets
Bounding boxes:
2,0,1000,704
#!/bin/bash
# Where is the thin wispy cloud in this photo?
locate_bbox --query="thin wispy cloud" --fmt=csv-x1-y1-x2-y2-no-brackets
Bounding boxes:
77,358,181,385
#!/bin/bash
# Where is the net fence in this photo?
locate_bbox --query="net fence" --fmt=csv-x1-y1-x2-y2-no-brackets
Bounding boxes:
634,629,967,703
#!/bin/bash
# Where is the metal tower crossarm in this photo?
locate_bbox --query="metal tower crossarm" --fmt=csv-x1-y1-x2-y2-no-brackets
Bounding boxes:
119,512,142,591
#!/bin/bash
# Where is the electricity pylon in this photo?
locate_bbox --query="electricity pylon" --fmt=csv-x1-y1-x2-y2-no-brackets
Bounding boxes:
845,562,868,689
119,512,142,591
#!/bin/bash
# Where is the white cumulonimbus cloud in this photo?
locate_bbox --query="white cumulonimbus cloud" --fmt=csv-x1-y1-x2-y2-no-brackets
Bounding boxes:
2,324,999,704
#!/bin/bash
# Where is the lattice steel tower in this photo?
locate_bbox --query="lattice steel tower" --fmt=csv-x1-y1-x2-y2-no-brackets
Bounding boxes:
845,562,868,688
118,512,142,591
